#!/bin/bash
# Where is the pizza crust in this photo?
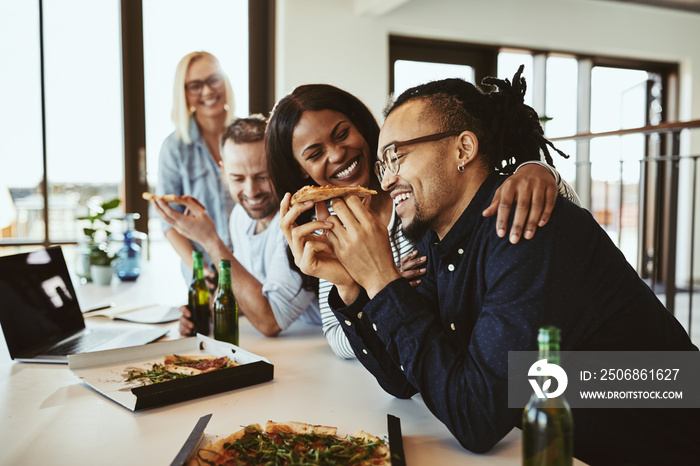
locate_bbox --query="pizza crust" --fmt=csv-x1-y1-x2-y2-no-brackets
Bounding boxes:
290,185,377,206
265,420,338,436
142,191,185,204
188,424,261,466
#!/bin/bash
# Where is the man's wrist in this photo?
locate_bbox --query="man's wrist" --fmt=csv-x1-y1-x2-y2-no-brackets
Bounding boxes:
202,238,229,263
362,271,401,299
337,283,361,306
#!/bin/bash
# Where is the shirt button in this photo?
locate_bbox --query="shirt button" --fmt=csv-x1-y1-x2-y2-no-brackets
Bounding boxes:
362,349,368,355
451,323,456,330
458,248,464,255
448,264,455,272
345,320,352,327
357,312,363,319
372,323,378,331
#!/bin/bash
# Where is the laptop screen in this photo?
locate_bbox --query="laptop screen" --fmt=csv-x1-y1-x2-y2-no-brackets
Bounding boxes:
0,246,85,358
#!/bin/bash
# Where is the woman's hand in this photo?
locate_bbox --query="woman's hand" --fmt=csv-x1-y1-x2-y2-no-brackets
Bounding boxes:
482,163,557,244
399,250,426,287
279,193,357,291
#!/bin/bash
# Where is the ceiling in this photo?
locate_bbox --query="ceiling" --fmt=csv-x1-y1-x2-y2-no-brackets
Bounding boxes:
589,0,700,14
353,0,700,16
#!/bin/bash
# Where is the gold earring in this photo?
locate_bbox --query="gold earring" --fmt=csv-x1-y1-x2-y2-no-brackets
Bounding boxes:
189,106,196,113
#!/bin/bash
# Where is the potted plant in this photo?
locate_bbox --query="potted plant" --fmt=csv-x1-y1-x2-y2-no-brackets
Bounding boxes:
88,242,117,285
76,197,121,283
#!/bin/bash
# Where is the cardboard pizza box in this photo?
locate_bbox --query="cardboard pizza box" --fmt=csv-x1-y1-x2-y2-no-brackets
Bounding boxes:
68,335,274,411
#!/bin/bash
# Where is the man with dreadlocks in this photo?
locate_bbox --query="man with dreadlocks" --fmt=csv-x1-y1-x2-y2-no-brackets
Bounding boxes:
280,67,700,465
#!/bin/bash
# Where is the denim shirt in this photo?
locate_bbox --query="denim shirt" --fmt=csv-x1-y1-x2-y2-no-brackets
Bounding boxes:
157,117,235,280
330,174,699,464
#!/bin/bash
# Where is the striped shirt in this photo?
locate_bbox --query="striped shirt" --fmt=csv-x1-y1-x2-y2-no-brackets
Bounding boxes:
320,204,412,359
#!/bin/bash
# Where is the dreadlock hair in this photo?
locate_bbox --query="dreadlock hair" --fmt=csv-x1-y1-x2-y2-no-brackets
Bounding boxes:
385,65,569,174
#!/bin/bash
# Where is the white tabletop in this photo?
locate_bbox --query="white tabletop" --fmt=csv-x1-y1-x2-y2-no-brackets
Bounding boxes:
0,246,584,466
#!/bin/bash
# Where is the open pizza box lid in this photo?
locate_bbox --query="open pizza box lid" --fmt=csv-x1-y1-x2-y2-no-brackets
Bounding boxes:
68,335,274,411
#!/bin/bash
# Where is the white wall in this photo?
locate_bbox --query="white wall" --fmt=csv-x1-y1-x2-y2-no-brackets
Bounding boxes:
276,0,700,127
276,0,700,285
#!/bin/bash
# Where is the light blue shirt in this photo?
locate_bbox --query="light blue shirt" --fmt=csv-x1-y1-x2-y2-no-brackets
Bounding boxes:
230,205,321,330
157,117,235,280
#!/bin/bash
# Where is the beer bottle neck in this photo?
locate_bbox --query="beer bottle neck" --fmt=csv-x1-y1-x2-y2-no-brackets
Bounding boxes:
538,326,561,365
218,261,232,288
192,253,204,281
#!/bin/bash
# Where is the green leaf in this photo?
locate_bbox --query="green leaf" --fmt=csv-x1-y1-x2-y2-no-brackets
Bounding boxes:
101,198,121,211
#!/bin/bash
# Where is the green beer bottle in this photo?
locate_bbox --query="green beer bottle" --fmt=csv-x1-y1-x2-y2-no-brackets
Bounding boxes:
188,251,210,336
213,259,238,345
522,326,573,466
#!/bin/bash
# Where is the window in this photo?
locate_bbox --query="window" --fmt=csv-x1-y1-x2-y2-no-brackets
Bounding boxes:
394,60,474,97
1,0,122,245
497,51,533,107
389,36,498,97
1,0,267,251
142,0,249,240
544,56,578,185
389,36,677,270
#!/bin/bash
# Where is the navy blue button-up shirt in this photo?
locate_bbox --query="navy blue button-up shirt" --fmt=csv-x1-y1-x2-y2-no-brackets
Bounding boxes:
330,174,699,465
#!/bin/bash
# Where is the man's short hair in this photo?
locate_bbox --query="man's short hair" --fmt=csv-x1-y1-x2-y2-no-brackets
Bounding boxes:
221,114,267,146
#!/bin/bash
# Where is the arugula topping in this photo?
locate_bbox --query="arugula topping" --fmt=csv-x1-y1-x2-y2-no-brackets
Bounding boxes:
126,363,189,385
195,425,389,465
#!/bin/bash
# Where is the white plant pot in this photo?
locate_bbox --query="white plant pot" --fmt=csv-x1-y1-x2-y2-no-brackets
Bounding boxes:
90,265,114,286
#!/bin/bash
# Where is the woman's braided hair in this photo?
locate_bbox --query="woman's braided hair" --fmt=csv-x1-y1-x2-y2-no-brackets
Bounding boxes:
385,65,569,174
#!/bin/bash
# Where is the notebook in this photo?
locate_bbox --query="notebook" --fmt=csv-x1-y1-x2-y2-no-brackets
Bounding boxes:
0,246,168,363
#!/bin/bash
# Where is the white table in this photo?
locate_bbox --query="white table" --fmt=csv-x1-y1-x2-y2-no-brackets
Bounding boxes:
0,247,583,465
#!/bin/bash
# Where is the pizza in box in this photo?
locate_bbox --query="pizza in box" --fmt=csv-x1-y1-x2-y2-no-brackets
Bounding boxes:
125,354,238,385
187,420,391,465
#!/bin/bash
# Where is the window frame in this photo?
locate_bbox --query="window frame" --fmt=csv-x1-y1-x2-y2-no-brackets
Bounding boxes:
0,0,274,250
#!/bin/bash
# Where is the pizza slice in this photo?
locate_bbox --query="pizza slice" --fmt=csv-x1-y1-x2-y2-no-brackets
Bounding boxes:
142,192,206,210
164,355,234,376
187,420,391,465
290,185,377,206
142,191,182,203
126,354,237,384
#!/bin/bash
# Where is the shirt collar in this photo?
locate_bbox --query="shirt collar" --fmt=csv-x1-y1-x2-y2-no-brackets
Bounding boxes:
432,174,501,255
188,115,205,146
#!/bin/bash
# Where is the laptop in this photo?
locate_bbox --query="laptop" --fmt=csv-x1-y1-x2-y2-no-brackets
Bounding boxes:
0,246,168,363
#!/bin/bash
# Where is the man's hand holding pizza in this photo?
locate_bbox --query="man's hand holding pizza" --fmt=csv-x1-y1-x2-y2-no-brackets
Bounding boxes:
324,195,401,301
152,195,218,251
151,194,219,290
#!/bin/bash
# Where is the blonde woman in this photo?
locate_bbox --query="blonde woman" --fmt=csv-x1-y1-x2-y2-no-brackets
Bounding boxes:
157,51,236,282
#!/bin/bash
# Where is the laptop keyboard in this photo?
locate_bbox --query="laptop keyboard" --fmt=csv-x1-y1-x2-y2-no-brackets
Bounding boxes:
44,329,123,356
